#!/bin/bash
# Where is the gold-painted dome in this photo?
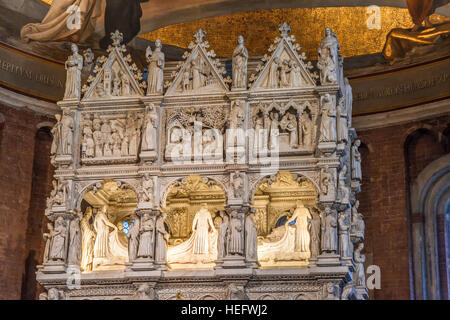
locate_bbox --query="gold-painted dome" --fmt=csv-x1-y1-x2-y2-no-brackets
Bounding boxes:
140,7,447,59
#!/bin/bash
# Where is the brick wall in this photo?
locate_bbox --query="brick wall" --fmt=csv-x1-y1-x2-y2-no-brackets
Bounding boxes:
0,103,53,300
358,115,450,300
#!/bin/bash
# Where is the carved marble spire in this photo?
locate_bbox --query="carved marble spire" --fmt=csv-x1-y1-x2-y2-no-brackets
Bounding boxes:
111,30,123,47
194,28,206,44
279,22,291,38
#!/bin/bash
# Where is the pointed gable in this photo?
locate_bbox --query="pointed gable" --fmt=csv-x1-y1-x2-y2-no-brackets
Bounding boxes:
165,29,229,96
250,22,317,91
82,30,146,101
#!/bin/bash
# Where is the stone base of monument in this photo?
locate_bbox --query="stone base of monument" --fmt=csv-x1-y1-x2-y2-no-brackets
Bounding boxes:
129,259,156,271
221,255,247,269
318,142,336,156
40,261,66,274
317,253,341,266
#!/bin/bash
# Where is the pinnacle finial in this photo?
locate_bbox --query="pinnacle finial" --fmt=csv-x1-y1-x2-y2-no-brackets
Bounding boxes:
111,30,123,47
279,22,291,38
194,29,206,44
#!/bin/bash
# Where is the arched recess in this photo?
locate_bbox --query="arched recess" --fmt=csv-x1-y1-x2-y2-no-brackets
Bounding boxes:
410,153,450,300
160,175,227,246
21,126,54,300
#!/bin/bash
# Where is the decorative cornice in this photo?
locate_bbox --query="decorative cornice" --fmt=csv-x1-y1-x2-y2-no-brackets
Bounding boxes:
352,98,450,131
0,86,59,116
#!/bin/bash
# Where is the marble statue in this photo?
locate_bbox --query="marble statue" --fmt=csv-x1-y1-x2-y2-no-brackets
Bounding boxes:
83,48,95,74
217,211,229,260
290,62,303,87
338,165,350,205
43,223,53,264
245,208,258,262
337,98,348,143
61,113,74,155
51,114,62,157
289,201,312,255
344,78,353,124
232,35,248,89
267,57,280,88
146,40,165,94
49,216,67,261
93,206,128,268
80,207,95,272
269,111,280,150
231,171,244,199
310,208,321,260
281,113,298,148
354,243,366,287
338,211,351,258
68,211,82,265
352,140,362,181
228,211,243,256
167,203,217,264
317,28,339,85
351,200,365,240
47,288,65,301
64,44,83,100
300,112,313,146
319,94,336,143
128,217,140,262
142,106,158,151
137,213,155,259
155,212,169,265
321,207,337,253
140,174,154,203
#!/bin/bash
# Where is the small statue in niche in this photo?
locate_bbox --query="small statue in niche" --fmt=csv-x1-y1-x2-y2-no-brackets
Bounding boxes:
140,174,154,203
93,119,103,158
319,94,336,143
337,98,348,143
111,127,122,156
279,59,290,88
121,75,130,96
280,113,298,148
300,112,313,146
137,213,155,259
68,211,82,265
267,57,280,88
309,208,321,260
155,211,169,265
232,35,248,89
352,140,362,181
287,201,312,255
231,171,244,199
112,75,121,96
142,105,158,151
245,208,258,262
217,211,229,260
227,210,243,256
321,207,337,253
54,179,68,206
64,44,83,100
182,65,191,91
253,116,265,155
324,283,339,300
338,210,351,258
43,223,53,263
49,216,67,262
354,242,366,287
338,165,350,205
268,111,280,150
146,39,165,95
289,61,303,87
317,28,339,85
128,216,140,262
50,114,62,157
61,112,74,155
321,165,334,196
351,200,365,240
